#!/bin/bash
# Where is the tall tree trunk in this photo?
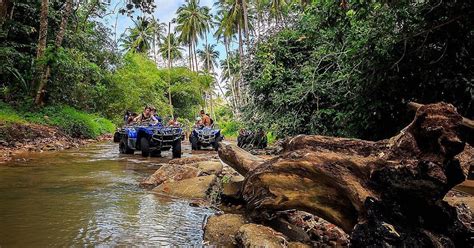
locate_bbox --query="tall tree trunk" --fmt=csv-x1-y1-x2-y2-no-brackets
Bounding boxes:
54,0,73,47
205,34,214,119
32,0,49,95
0,0,10,26
114,12,119,53
167,22,173,117
225,38,238,114
257,11,261,41
188,42,193,71
35,0,49,68
153,34,157,65
241,0,250,48
193,38,198,72
35,0,73,105
237,22,244,107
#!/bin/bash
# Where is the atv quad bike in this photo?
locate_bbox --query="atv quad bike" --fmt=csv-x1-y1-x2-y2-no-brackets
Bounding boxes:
189,126,223,151
237,129,267,149
115,123,182,158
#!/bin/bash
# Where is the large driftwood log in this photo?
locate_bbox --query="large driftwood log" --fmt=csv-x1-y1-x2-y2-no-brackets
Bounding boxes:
218,143,265,176
218,102,473,247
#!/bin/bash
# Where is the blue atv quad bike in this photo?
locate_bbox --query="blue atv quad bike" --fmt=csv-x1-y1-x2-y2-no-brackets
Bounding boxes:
115,124,182,158
189,126,223,151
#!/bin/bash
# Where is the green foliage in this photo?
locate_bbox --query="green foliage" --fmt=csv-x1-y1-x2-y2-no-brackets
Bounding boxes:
105,55,210,124
161,67,208,120
0,0,120,111
243,0,474,140
106,53,169,122
214,103,234,122
219,120,242,138
35,106,115,139
266,132,277,145
0,102,114,139
160,33,184,64
0,102,27,124
221,174,231,184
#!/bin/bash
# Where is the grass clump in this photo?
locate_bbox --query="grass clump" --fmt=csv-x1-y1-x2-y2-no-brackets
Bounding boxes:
219,120,242,139
0,102,115,139
0,102,27,124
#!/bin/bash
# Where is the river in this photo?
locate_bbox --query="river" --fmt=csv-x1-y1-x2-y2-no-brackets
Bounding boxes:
0,142,214,247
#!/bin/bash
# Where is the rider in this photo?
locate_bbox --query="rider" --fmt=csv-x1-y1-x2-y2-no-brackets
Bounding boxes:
168,115,180,127
134,106,158,125
200,110,211,127
127,112,138,124
123,111,131,125
150,107,162,124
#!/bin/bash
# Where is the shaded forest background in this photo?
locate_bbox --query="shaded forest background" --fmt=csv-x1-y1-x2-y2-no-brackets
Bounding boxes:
242,0,473,140
0,0,472,141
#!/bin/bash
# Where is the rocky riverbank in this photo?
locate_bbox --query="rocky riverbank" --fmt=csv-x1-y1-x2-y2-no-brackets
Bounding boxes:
0,122,111,164
138,146,352,247
140,148,474,247
138,102,474,247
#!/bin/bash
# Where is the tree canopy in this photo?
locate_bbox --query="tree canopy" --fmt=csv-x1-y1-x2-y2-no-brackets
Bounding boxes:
241,0,473,140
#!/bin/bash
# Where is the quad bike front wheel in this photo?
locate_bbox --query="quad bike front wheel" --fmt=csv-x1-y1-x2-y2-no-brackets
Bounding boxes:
140,137,150,157
212,141,219,151
113,132,121,143
190,135,199,150
119,135,134,154
150,150,161,157
172,139,182,158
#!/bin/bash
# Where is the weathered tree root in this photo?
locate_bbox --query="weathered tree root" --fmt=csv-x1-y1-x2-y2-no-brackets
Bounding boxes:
218,102,473,247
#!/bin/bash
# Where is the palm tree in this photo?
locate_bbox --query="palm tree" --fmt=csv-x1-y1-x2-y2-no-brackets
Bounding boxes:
253,0,269,39
226,0,245,58
149,17,167,63
269,0,289,25
159,33,183,67
120,16,155,53
220,51,241,112
197,44,220,73
214,0,248,109
175,0,211,71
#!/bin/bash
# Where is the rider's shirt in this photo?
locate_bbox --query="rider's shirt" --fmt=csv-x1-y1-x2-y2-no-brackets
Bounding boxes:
134,113,158,124
201,115,211,127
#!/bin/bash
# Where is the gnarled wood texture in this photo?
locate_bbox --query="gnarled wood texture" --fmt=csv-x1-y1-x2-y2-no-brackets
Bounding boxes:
219,102,473,247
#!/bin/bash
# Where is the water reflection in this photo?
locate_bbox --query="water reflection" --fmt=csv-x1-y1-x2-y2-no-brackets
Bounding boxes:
0,142,213,247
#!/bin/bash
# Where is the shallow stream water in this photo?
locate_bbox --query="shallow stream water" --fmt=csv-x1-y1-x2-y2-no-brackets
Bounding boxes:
0,142,213,247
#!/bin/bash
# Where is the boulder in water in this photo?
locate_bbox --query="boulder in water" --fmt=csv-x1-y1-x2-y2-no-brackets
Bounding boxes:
139,164,200,189
196,161,223,175
203,214,248,246
153,175,216,199
236,224,287,248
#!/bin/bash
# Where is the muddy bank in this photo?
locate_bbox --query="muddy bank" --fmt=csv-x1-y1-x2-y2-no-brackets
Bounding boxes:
0,122,111,163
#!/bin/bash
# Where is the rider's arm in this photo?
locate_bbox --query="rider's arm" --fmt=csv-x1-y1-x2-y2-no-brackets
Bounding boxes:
133,115,141,123
150,115,158,125
151,115,158,125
